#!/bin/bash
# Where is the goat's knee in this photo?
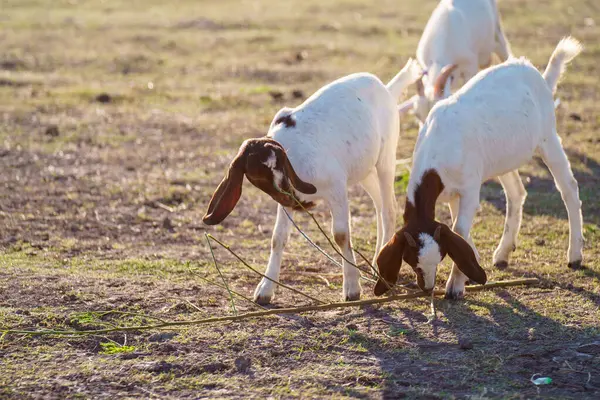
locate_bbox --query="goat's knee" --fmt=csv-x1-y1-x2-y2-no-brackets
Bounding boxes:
334,231,348,249
271,235,287,251
559,178,581,205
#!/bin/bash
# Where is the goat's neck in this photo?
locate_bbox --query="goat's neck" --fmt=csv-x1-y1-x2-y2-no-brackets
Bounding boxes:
404,169,444,224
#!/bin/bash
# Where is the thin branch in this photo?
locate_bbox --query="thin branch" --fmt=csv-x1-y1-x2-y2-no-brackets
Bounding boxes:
186,264,267,310
353,246,379,279
181,298,203,313
427,291,437,323
281,206,377,284
206,233,237,315
207,234,327,305
280,207,344,270
155,201,175,213
276,187,392,291
97,310,168,324
317,275,332,288
1,279,538,337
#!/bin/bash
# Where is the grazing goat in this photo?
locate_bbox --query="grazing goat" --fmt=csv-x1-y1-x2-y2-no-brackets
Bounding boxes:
375,38,584,300
203,60,422,304
398,0,512,123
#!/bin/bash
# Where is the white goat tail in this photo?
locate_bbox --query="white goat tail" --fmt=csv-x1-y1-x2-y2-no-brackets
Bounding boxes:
386,58,422,100
543,37,582,93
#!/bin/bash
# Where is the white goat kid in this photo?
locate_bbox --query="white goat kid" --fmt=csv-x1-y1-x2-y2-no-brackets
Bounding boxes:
398,0,512,123
204,60,422,304
375,38,584,300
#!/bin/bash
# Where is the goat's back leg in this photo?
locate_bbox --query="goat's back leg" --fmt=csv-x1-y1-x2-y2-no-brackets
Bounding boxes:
539,133,584,268
360,170,383,264
327,187,361,301
493,15,512,60
445,189,481,299
253,204,293,304
493,170,527,268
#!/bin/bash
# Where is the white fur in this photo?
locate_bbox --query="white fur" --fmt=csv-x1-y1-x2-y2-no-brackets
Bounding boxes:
407,37,584,298
262,150,285,189
263,151,277,169
253,59,422,304
402,0,512,123
417,233,442,290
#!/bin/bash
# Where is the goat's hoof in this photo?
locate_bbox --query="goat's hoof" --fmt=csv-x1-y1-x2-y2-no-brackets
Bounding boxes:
444,290,464,300
344,292,361,302
494,260,509,270
254,294,273,305
567,260,583,270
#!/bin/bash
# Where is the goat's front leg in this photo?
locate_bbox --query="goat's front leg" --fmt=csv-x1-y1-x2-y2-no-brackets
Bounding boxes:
253,204,292,305
327,190,361,301
445,190,480,300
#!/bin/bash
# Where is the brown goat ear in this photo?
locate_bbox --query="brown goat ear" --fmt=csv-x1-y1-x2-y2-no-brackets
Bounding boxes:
278,147,317,194
374,231,407,296
438,224,487,284
202,146,247,225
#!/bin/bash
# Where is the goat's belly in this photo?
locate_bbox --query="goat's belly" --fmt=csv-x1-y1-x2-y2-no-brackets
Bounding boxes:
336,135,380,184
482,144,536,180
346,149,379,184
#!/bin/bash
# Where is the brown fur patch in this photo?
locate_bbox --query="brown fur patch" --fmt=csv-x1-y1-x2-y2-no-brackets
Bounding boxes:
274,114,296,128
412,169,445,220
334,232,348,248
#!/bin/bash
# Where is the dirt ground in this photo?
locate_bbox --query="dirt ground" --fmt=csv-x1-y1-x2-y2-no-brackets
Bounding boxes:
1,0,599,398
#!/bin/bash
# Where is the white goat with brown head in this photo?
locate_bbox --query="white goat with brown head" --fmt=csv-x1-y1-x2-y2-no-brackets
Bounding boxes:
398,0,512,123
204,60,422,304
375,38,584,300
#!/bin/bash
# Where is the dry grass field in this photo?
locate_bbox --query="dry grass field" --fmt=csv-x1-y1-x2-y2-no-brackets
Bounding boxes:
1,0,599,398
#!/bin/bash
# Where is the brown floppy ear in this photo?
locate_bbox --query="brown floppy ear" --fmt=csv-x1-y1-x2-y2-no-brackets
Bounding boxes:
279,149,317,194
438,224,487,284
202,146,247,225
374,231,407,296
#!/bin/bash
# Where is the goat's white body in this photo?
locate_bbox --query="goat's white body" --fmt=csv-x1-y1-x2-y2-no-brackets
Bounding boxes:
406,0,512,124
270,74,397,194
410,60,555,198
417,0,510,84
254,62,421,303
408,39,584,298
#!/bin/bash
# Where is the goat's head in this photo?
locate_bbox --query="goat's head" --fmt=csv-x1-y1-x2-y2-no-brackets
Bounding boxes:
374,169,486,295
374,220,487,295
398,64,458,124
202,137,317,225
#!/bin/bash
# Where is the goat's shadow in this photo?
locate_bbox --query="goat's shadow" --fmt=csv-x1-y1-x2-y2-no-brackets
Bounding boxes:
502,262,600,308
322,291,600,399
481,149,600,226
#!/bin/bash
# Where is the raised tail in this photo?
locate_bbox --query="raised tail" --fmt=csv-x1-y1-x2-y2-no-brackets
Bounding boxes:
386,58,422,100
543,37,582,94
